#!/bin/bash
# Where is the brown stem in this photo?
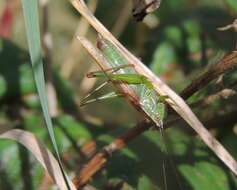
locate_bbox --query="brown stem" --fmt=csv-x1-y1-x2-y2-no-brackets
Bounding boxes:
72,121,150,188
181,51,237,99
70,1,237,188
111,1,132,37
72,116,182,189
72,51,237,189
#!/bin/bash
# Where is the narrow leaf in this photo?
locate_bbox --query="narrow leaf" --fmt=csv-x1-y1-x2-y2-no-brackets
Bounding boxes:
0,129,76,190
20,0,72,189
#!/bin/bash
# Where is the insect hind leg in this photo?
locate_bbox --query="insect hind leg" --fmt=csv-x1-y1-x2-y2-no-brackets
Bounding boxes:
80,81,109,105
81,64,135,106
80,92,123,107
87,64,135,78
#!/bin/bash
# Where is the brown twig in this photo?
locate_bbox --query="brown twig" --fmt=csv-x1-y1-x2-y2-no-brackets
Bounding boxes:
72,51,237,189
70,0,237,187
111,1,132,37
60,0,98,79
218,19,237,32
180,51,237,100
73,93,237,189
72,121,150,188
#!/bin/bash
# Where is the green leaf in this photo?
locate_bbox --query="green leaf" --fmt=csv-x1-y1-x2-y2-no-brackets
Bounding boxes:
0,38,35,98
54,114,92,151
150,42,176,75
179,161,230,190
20,0,71,189
138,175,158,190
224,0,237,12
55,115,92,140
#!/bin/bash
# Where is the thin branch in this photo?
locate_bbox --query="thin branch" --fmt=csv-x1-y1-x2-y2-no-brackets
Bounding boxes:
60,0,98,79
218,19,237,32
70,0,237,186
72,84,237,188
72,77,237,188
72,121,150,188
72,104,237,189
111,1,132,37
77,34,237,176
181,51,237,100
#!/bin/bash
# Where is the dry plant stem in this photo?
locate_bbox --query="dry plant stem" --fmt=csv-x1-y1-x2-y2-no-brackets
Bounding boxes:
40,0,58,117
0,129,77,190
72,121,150,188
71,0,237,176
72,88,237,187
72,100,237,188
73,40,237,188
181,51,237,100
218,19,237,32
60,0,98,79
111,1,132,37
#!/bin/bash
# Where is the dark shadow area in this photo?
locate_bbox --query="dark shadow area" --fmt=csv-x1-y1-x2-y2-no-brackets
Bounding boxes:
143,7,236,69
0,38,34,105
93,124,237,190
0,160,14,190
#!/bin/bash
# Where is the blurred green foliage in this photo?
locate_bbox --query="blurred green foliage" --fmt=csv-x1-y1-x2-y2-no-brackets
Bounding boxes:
0,0,237,190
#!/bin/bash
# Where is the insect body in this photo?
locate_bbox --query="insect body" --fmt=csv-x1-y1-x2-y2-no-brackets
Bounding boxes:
96,36,166,128
80,35,182,190
81,35,177,190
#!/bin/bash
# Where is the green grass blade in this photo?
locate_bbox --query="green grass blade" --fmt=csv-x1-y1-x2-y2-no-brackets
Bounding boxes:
20,1,71,189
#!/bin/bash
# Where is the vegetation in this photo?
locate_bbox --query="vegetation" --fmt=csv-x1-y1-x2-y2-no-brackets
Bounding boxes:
0,0,237,190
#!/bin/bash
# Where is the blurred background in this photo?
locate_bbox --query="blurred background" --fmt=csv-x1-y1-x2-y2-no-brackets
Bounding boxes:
0,0,237,189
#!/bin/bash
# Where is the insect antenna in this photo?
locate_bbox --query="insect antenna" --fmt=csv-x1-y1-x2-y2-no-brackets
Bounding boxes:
157,126,183,190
